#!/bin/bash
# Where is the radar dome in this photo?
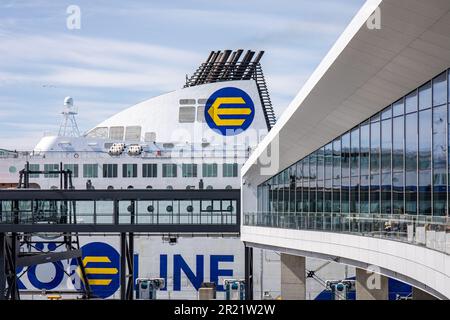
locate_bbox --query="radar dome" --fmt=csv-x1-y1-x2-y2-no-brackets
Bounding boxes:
64,96,73,107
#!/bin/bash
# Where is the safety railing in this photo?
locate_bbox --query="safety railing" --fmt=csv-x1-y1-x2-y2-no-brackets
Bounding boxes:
244,212,450,255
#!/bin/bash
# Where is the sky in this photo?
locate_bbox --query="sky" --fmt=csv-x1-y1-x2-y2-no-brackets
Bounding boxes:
0,0,365,150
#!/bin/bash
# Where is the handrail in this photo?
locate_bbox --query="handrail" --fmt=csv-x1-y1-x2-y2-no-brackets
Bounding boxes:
244,211,450,255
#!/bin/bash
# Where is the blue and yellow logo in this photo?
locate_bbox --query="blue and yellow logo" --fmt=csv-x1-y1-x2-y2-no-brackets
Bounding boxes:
71,242,120,298
204,87,255,136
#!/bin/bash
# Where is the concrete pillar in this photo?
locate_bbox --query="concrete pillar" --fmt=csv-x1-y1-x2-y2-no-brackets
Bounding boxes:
355,268,388,300
280,254,305,300
412,287,437,300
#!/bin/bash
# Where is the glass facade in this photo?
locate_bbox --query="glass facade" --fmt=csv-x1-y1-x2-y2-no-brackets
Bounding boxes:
257,70,450,218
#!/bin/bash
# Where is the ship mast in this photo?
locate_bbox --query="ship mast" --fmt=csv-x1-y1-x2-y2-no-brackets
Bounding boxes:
58,96,80,137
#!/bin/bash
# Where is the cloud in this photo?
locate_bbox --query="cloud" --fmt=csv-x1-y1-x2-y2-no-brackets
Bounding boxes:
0,34,203,91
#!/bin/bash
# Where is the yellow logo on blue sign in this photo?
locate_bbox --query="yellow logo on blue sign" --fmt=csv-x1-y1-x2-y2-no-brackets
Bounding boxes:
205,87,255,136
71,242,120,298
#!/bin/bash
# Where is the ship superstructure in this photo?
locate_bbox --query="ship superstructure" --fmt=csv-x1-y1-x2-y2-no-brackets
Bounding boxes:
1,50,274,191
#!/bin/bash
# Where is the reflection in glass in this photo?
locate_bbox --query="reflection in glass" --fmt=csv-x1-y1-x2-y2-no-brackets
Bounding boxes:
419,110,432,215
419,82,431,110
433,105,447,215
433,72,447,106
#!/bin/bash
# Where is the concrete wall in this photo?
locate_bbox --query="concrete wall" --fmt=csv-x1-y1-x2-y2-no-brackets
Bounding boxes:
280,254,305,300
355,268,388,300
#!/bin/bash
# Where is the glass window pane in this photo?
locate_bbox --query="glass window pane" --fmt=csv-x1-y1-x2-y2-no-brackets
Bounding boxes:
381,119,392,173
341,133,350,178
381,106,392,120
433,105,447,216
350,128,359,177
392,98,404,117
370,122,380,175
405,113,417,215
332,139,341,213
405,90,417,114
433,72,447,106
419,81,431,110
418,109,432,215
392,116,404,172
418,110,432,171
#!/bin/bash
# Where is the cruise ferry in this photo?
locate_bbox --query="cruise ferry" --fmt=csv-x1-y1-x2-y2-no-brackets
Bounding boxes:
0,50,355,300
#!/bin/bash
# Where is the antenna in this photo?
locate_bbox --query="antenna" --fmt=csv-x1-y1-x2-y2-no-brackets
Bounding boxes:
58,96,80,137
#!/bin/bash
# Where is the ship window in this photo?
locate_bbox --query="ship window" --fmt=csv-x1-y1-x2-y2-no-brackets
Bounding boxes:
125,126,141,141
162,164,177,178
143,164,157,178
223,163,238,177
144,132,156,143
202,163,217,177
83,164,98,178
127,185,134,189
197,106,205,122
63,164,79,178
179,107,195,123
166,185,173,190
103,164,118,178
206,185,213,190
44,164,59,178
86,127,108,139
179,99,196,105
163,143,174,149
122,164,137,178
109,126,124,140
197,98,208,105
225,185,233,190
182,163,197,177
29,164,39,178
146,185,153,189
107,185,114,190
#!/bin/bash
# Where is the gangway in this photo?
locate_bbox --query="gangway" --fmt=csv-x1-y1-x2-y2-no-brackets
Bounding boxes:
0,188,240,300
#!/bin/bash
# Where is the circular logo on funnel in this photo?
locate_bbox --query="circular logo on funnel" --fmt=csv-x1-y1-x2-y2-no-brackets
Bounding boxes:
70,242,120,298
204,87,255,136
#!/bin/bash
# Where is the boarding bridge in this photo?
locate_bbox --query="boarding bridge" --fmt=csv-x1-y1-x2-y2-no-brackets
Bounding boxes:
0,189,240,300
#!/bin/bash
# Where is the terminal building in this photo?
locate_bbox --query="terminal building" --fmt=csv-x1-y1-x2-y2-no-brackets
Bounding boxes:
241,0,450,299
